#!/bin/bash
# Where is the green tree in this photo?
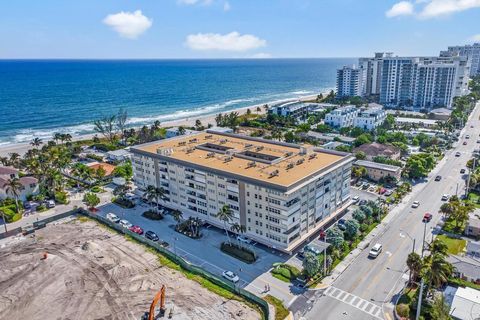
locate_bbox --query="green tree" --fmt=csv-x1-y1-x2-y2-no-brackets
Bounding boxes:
145,185,165,213
326,227,344,249
216,204,234,245
354,134,372,147
113,161,133,180
5,177,23,213
302,252,321,278
406,252,422,284
344,220,359,240
83,192,100,210
430,295,452,320
352,209,366,223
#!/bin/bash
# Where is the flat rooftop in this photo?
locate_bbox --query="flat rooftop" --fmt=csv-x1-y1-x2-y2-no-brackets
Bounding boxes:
132,131,352,191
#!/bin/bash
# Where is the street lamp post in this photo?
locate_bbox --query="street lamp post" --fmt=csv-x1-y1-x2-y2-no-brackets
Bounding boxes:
417,219,430,319
400,229,416,285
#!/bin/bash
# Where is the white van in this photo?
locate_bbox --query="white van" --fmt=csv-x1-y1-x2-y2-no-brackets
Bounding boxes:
106,212,120,223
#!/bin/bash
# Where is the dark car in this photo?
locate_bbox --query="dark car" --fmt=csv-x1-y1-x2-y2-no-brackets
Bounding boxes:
422,213,433,223
337,219,347,231
460,168,466,174
145,230,159,241
359,199,367,205
463,141,468,145
435,175,442,181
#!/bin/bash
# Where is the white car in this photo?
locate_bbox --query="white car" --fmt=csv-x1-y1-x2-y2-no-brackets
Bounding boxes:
237,235,251,244
119,219,133,229
222,270,240,283
45,200,56,208
106,212,120,223
441,194,450,201
411,201,420,208
352,195,360,204
368,243,383,258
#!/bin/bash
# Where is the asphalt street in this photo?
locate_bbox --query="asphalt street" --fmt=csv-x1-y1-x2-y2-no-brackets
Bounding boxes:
298,102,480,320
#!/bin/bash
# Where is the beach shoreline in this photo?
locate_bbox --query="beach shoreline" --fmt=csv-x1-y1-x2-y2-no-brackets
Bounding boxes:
0,93,320,157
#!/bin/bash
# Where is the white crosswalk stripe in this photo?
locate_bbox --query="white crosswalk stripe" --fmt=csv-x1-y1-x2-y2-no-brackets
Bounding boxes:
324,286,384,319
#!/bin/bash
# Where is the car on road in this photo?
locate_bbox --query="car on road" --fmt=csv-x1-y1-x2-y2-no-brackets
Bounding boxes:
222,270,240,283
119,219,133,229
441,194,450,201
145,230,159,241
463,141,468,145
106,212,120,223
129,225,144,235
466,135,470,139
455,152,461,157
368,243,383,258
434,175,442,181
237,235,252,244
352,195,360,204
412,201,420,208
422,213,433,223
477,140,480,144
460,168,466,174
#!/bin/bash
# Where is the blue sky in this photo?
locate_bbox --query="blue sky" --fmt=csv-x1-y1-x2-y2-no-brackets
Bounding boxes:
1,0,479,59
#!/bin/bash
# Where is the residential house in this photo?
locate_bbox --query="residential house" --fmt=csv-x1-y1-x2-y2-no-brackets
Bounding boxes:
444,286,480,320
354,106,387,131
466,211,480,237
106,149,132,162
0,166,39,201
354,160,402,182
352,142,401,161
165,127,198,139
322,141,347,151
430,107,453,121
395,117,440,129
324,105,358,128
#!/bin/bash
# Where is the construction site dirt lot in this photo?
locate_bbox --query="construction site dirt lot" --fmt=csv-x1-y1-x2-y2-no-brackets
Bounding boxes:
0,219,260,320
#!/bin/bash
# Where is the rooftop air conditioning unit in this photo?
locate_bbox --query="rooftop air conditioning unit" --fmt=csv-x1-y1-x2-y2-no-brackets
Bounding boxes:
286,163,294,170
296,158,304,165
246,161,256,168
269,170,279,178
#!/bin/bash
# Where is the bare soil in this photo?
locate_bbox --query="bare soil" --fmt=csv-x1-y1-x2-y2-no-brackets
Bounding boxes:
0,219,260,320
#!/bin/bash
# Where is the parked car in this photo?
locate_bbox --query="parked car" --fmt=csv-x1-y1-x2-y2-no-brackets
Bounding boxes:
411,201,420,208
422,213,433,223
435,175,442,181
304,244,321,255
119,219,133,229
466,135,470,139
384,190,393,196
337,219,347,231
237,235,252,244
352,195,360,204
359,199,367,206
106,212,120,223
463,141,468,145
441,194,450,201
368,186,376,192
460,168,466,174
129,225,144,235
368,243,383,258
477,140,480,144
145,230,159,241
362,184,369,190
45,200,55,208
455,152,461,157
222,270,240,283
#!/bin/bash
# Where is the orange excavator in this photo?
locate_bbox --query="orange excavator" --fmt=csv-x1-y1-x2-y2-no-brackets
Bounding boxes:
142,286,166,320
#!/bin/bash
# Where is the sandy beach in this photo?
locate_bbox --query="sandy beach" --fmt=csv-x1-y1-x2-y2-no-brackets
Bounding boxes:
0,94,319,157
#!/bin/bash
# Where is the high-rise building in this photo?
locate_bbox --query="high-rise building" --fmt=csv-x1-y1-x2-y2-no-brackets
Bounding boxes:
440,43,480,76
131,131,354,253
355,53,470,109
336,66,366,97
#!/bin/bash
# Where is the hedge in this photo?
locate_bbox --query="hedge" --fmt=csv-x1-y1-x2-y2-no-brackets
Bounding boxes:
220,242,257,264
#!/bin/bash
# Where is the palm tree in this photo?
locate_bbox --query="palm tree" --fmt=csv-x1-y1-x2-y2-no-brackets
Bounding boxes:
172,209,183,225
422,253,453,290
53,132,62,144
406,252,422,285
178,126,186,135
30,137,43,148
0,208,8,233
194,119,202,131
8,153,21,168
216,204,234,244
256,106,262,114
145,185,165,213
5,177,23,213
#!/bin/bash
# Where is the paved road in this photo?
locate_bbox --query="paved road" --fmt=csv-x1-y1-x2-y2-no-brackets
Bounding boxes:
298,102,480,320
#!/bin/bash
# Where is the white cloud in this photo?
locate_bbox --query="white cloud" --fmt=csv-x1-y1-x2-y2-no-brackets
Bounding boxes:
185,32,266,51
386,1,415,17
418,0,480,18
223,1,231,11
249,53,272,59
103,10,152,39
178,0,213,6
470,34,480,42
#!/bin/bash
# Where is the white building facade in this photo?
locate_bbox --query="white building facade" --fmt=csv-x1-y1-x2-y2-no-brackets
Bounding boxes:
336,66,366,98
324,105,358,128
441,43,480,76
131,131,353,253
354,106,386,130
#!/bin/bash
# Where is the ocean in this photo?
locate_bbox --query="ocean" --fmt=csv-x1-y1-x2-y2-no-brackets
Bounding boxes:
0,58,355,146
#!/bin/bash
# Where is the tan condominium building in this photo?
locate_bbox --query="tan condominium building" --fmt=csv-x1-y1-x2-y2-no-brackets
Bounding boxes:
131,130,354,253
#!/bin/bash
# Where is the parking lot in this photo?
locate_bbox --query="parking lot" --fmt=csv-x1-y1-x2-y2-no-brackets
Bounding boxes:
95,199,301,300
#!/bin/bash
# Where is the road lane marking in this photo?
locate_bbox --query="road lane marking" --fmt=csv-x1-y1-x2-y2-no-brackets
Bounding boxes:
323,286,383,320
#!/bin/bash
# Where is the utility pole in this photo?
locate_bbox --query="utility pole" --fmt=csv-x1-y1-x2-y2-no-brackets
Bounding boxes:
416,278,425,320
421,221,427,258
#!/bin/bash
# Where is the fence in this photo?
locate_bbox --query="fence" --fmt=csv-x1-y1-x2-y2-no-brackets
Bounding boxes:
78,209,270,320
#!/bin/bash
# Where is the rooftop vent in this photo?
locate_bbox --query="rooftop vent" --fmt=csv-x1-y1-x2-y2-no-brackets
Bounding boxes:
256,146,264,151
219,139,228,144
246,161,256,168
205,135,212,139
286,163,294,170
269,170,279,178
296,158,305,165
206,152,215,158
186,147,195,154
309,153,317,160
189,138,198,143
224,156,233,163
285,152,293,157
245,143,253,148
178,141,186,146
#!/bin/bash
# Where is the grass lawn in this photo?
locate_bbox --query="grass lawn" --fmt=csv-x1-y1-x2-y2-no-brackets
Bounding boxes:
437,234,467,255
264,295,289,320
